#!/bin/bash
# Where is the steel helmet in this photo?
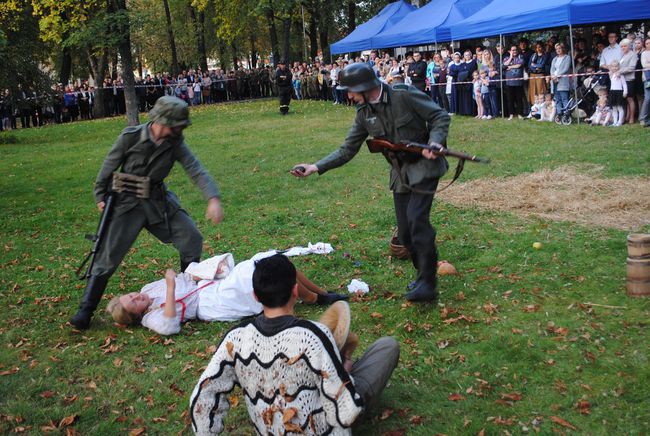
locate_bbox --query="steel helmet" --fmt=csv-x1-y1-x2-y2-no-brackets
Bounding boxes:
337,62,381,92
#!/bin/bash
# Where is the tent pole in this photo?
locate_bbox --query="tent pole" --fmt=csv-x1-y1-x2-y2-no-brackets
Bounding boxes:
500,34,505,119
569,24,579,125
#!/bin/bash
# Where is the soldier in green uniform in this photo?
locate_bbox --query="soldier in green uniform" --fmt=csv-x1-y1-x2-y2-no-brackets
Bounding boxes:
70,96,223,329
292,63,450,303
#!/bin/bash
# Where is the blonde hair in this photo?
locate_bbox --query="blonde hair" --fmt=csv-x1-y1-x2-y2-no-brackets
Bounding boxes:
106,297,143,325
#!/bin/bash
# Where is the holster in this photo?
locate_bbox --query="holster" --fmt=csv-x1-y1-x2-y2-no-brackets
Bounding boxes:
111,172,151,199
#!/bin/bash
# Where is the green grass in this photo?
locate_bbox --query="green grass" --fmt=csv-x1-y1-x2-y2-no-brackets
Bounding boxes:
0,100,649,435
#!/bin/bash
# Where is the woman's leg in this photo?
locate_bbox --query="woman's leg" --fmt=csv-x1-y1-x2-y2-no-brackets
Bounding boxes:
296,270,324,304
626,96,635,124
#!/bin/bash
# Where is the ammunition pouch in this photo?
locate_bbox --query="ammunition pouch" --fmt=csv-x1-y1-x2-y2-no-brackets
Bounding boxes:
111,172,151,199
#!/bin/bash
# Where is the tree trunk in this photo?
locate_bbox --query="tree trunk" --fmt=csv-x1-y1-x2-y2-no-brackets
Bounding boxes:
162,0,179,76
319,26,328,61
347,1,355,34
264,0,280,66
218,40,226,70
88,49,108,119
308,10,318,60
250,34,257,69
60,48,73,86
231,41,238,69
136,43,143,79
282,15,291,63
187,3,208,71
113,0,139,126
198,10,208,71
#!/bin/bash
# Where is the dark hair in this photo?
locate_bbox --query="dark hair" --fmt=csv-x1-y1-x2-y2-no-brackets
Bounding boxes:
252,254,296,308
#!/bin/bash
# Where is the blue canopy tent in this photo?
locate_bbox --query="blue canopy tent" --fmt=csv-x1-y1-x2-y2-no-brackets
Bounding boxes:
569,0,650,25
330,1,416,54
448,0,650,41
371,0,494,48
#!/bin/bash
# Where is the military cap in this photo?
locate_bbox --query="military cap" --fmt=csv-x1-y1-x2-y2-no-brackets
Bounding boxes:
149,96,191,127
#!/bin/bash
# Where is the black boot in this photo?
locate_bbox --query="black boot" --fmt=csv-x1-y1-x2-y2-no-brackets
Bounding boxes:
70,275,109,329
316,291,350,305
407,280,417,291
405,279,438,303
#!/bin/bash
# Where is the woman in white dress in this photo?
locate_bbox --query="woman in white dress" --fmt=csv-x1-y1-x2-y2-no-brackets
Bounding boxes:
106,251,348,335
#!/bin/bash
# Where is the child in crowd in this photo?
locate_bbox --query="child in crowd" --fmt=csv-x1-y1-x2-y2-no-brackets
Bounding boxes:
539,94,556,122
608,60,627,126
588,89,612,126
479,70,492,119
528,94,544,119
472,70,484,119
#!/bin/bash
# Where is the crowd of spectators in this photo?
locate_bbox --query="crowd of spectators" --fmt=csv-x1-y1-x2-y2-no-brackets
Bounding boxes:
358,30,649,127
2,29,649,131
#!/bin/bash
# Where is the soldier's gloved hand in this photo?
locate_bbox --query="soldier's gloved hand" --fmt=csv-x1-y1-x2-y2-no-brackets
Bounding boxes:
206,197,223,224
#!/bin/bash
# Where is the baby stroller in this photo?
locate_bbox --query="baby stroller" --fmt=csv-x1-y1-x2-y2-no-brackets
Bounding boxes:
555,72,607,125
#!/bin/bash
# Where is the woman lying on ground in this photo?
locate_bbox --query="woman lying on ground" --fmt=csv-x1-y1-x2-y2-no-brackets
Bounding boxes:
107,251,348,335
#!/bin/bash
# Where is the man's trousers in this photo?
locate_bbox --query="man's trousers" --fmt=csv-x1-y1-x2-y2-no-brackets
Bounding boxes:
393,186,439,286
91,204,203,278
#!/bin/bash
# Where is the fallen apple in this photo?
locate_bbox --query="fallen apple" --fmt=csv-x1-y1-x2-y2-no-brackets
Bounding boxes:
437,261,458,275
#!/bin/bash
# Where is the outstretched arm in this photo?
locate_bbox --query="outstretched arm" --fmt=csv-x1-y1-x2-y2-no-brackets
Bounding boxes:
163,269,177,319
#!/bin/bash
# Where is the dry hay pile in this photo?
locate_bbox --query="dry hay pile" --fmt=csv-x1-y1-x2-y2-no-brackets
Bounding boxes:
439,165,650,231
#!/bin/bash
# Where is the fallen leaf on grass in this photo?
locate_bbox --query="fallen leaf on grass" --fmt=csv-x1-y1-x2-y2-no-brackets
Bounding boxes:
63,395,78,405
58,414,78,428
40,391,56,399
550,415,577,430
379,408,394,420
575,400,591,415
169,383,185,397
409,415,424,425
0,367,20,376
229,395,239,408
500,392,522,402
128,428,146,436
382,430,406,436
522,304,540,313
152,417,167,423
511,328,523,334
370,312,383,320
448,393,466,401
113,358,123,368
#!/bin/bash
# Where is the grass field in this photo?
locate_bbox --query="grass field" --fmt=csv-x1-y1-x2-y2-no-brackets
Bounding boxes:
1,99,649,435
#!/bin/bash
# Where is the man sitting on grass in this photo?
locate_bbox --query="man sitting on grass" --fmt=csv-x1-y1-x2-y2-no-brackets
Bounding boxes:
189,254,399,434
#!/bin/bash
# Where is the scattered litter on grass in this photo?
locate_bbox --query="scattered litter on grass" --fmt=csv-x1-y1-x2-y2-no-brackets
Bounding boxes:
439,165,650,230
347,279,369,294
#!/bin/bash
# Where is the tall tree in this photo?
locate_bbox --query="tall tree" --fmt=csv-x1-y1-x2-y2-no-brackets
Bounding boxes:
187,2,208,71
111,0,139,125
260,0,280,66
162,0,180,75
347,0,355,33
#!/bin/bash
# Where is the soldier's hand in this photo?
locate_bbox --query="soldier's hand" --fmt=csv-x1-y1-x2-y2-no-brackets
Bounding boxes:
290,164,318,178
206,197,224,225
97,201,105,212
422,149,439,160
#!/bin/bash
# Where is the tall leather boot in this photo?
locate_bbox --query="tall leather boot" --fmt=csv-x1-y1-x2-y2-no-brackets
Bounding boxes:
70,275,109,329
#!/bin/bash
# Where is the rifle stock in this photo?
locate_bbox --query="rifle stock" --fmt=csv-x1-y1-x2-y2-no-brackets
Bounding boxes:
366,138,490,164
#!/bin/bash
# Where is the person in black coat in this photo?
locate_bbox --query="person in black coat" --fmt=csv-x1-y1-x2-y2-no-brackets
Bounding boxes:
275,60,292,115
408,52,428,93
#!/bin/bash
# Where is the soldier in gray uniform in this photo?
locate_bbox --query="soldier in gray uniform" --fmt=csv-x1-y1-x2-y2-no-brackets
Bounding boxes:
292,63,450,303
71,96,223,329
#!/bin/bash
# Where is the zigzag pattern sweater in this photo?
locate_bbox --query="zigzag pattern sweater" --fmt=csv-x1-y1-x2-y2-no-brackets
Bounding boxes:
190,316,364,435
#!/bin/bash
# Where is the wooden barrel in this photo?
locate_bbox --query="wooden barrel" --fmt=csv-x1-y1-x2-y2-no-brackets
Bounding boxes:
627,234,650,259
626,258,650,297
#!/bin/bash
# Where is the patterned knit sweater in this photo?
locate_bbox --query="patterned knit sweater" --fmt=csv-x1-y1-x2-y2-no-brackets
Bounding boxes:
190,316,364,435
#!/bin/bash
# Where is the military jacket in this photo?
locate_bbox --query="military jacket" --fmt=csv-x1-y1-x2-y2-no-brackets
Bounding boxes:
275,68,292,88
94,123,219,223
315,84,450,193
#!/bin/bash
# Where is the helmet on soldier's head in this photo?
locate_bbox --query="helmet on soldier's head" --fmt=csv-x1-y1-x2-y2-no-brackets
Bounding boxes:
337,63,381,92
149,96,191,127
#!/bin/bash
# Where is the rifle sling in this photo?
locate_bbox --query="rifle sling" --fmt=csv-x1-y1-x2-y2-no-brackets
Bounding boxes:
386,151,464,195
